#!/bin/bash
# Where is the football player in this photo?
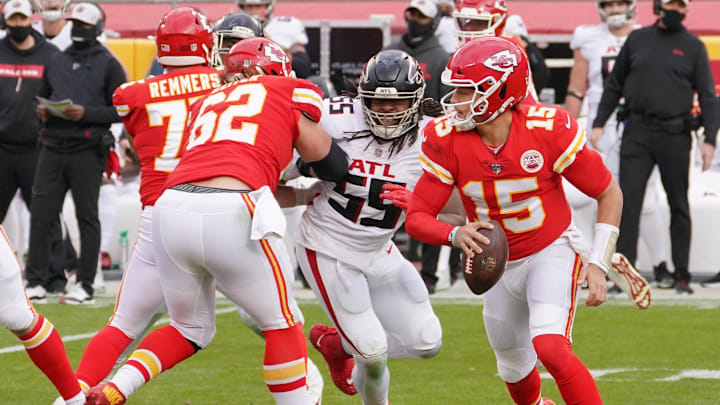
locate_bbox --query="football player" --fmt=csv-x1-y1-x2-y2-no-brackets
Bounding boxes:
294,50,443,405
0,226,85,405
566,0,666,299
74,10,324,405
405,37,622,405
236,0,275,25
86,37,347,405
211,11,264,67
453,0,540,103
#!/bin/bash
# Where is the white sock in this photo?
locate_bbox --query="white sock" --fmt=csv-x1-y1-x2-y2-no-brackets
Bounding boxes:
270,385,311,405
111,364,147,398
63,391,86,405
352,354,390,405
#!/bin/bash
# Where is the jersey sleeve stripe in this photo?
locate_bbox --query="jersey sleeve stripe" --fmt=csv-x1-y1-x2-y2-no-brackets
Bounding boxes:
292,88,323,111
553,126,586,173
419,152,454,185
115,105,130,117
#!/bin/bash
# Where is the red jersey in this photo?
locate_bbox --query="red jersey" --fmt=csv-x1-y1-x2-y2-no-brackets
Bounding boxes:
165,75,323,191
419,104,611,260
113,66,221,206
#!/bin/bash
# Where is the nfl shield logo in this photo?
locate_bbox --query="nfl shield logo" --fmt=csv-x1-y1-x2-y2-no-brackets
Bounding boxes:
161,44,170,52
374,148,382,158
491,163,502,174
190,44,198,51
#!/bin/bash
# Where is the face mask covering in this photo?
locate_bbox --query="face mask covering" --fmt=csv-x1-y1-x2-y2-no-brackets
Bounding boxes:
407,19,434,41
71,24,97,43
660,9,685,31
7,25,32,43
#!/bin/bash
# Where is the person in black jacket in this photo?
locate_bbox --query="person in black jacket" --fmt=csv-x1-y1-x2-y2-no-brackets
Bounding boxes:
0,0,70,301
591,0,719,295
27,2,126,304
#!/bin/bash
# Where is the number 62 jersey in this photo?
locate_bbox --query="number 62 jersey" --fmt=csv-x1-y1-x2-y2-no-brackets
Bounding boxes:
296,96,432,268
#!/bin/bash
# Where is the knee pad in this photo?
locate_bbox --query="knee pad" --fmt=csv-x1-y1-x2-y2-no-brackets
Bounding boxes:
0,271,34,332
408,316,443,359
332,266,372,315
353,329,388,359
495,348,538,383
0,305,34,332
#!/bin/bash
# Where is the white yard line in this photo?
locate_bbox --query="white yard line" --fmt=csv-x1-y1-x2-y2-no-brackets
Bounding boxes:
539,368,720,381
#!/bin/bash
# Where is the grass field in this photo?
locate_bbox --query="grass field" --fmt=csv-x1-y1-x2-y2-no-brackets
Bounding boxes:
0,297,718,404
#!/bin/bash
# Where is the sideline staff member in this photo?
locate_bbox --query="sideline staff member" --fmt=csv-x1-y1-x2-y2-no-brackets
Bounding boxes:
591,0,718,294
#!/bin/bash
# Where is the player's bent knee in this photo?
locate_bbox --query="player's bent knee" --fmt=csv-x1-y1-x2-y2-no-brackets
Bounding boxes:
408,316,443,359
357,351,388,378
173,323,216,349
355,332,388,359
495,348,538,383
0,306,34,332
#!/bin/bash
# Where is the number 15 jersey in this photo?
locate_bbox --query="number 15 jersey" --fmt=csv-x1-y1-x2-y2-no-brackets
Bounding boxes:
420,104,612,260
296,96,432,268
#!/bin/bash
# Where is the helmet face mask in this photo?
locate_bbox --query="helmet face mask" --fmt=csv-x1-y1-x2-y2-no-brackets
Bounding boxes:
35,0,70,22
211,12,263,67
597,0,635,29
454,0,508,42
358,50,426,140
440,37,529,128
236,0,275,24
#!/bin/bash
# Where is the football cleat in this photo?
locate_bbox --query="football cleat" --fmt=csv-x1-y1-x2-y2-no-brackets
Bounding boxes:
309,324,357,395
609,253,651,309
85,382,126,405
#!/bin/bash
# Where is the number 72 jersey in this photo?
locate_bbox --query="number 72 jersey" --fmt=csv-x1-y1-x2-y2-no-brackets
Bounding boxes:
420,104,612,260
113,66,221,207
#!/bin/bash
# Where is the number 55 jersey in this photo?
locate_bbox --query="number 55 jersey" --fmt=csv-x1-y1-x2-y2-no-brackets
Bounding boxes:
420,104,612,260
296,96,432,267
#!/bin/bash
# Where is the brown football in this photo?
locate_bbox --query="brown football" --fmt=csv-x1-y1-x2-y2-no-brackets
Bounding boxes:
462,220,509,295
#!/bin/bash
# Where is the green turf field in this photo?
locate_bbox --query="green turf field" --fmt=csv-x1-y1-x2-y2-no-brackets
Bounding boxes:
0,299,718,404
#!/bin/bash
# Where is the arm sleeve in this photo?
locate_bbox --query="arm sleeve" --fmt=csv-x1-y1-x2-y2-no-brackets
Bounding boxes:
694,43,719,146
81,58,127,125
406,173,456,245
593,32,633,128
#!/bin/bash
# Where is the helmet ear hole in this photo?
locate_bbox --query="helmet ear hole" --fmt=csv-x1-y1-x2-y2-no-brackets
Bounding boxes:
499,84,507,99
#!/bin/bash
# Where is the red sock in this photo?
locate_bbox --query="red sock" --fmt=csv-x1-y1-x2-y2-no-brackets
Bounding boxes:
18,315,82,400
262,323,308,393
76,326,134,388
124,325,197,383
533,334,602,405
505,367,541,405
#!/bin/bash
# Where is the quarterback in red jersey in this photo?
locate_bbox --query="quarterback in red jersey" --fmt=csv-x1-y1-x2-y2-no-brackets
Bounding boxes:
86,37,347,405
405,37,622,405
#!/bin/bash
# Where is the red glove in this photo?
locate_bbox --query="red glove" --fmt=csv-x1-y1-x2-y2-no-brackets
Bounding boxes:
104,151,120,178
379,183,412,210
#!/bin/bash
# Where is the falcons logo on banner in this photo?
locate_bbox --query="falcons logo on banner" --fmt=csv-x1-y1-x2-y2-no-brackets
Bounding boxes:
483,50,518,73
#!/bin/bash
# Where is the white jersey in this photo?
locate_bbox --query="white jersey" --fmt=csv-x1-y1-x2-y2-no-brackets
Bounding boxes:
32,20,106,51
570,23,639,126
296,96,432,267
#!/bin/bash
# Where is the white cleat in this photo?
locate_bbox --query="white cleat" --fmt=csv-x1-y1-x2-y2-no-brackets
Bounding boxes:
609,253,651,309
307,357,324,405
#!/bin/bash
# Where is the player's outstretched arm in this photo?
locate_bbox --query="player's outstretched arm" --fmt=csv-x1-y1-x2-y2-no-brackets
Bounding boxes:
294,114,348,182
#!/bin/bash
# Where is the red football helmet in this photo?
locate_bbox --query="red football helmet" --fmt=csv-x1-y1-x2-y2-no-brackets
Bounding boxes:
454,0,508,42
224,37,293,80
440,36,529,128
155,7,214,67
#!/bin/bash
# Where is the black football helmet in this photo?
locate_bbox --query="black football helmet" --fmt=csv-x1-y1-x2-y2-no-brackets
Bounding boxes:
358,50,426,140
212,11,263,67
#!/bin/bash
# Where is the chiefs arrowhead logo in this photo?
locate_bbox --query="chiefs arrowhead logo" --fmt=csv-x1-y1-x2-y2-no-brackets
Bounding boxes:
483,50,518,73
